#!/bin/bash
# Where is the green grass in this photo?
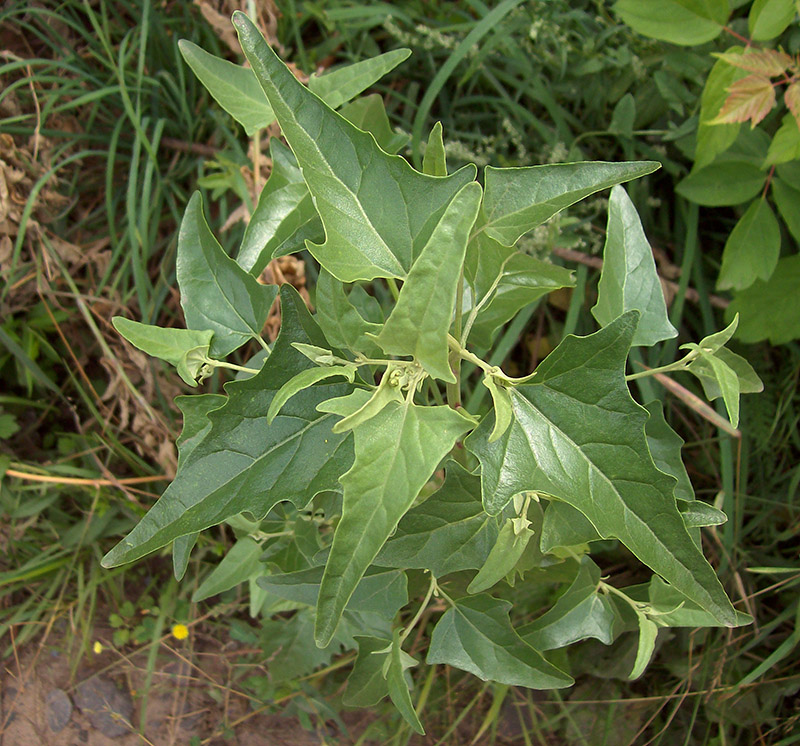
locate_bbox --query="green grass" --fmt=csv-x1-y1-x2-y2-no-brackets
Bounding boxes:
1,0,798,743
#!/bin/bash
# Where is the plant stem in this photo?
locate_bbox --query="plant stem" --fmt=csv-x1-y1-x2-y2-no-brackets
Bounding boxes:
387,277,400,301
624,352,696,382
207,359,261,375
447,270,465,408
399,573,437,643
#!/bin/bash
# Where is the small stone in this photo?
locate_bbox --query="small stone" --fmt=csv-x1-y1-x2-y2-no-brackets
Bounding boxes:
75,676,134,738
46,688,73,732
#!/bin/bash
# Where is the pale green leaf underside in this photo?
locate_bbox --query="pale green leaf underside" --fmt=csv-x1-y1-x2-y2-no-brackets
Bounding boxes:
592,185,677,346
465,313,738,626
426,595,573,689
233,12,477,282
315,397,475,646
112,317,212,387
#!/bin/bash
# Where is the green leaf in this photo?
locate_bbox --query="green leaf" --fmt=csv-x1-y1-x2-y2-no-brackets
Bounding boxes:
479,161,660,247
518,559,620,650
691,314,739,355
193,536,265,602
344,636,392,707
772,177,800,245
680,501,727,528
376,462,502,576
483,376,513,443
262,608,340,682
748,0,796,41
101,287,354,568
467,518,534,594
178,40,274,135
686,351,740,427
609,94,636,138
177,192,278,357
592,185,677,346
111,318,213,387
384,630,424,734
687,346,763,403
764,114,800,167
695,50,744,170
257,566,408,618
727,255,800,344
423,122,447,176
630,613,658,679
646,576,751,627
644,401,694,503
540,501,601,553
613,0,729,45
172,534,198,582
267,364,357,424
315,398,475,646
234,13,477,282
338,94,410,155
465,240,575,347
426,595,573,689
307,49,411,110
315,270,383,357
676,161,766,207
717,198,780,291
465,313,738,626
237,139,322,275
375,182,483,382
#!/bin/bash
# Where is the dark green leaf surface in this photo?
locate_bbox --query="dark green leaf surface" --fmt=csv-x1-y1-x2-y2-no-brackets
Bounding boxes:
234,13,477,282
376,461,502,577
193,536,264,602
237,140,322,275
177,192,278,358
315,399,475,646
466,313,738,626
518,559,620,650
426,595,573,689
727,255,800,344
257,566,407,618
315,270,383,357
644,401,694,503
592,186,676,346
376,182,482,381
676,161,766,206
680,501,727,528
646,576,751,627
344,636,391,707
112,318,212,387
717,198,780,291
101,287,354,568
467,518,534,593
338,95,410,154
540,501,601,552
385,631,425,734
479,161,659,247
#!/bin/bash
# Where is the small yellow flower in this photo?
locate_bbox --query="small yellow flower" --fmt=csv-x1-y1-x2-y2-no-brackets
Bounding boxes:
93,641,104,654
171,623,189,640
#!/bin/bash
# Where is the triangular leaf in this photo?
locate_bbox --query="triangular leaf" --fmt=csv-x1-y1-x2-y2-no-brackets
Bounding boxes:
384,630,424,734
344,636,392,707
426,595,573,689
314,398,475,646
234,12,477,282
101,287,354,568
592,185,677,346
465,313,738,626
644,401,694,503
338,94,410,154
375,461,502,577
177,192,278,357
112,317,213,387
478,161,660,247
423,122,447,176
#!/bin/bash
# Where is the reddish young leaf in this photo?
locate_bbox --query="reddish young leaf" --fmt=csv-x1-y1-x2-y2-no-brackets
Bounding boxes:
713,49,792,77
710,74,776,127
785,81,800,130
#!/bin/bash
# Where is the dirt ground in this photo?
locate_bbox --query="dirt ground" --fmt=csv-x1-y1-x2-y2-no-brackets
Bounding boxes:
0,626,370,746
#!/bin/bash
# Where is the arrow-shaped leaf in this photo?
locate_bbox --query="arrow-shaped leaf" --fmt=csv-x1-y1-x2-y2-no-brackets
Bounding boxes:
101,287,354,568
233,12,477,282
177,192,277,358
426,595,573,689
465,313,738,626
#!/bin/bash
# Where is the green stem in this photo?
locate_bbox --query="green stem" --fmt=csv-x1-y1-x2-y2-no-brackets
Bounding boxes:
432,577,456,608
206,359,261,376
447,269,465,409
399,573,436,644
624,349,698,382
256,335,271,354
387,277,401,301
460,253,514,346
